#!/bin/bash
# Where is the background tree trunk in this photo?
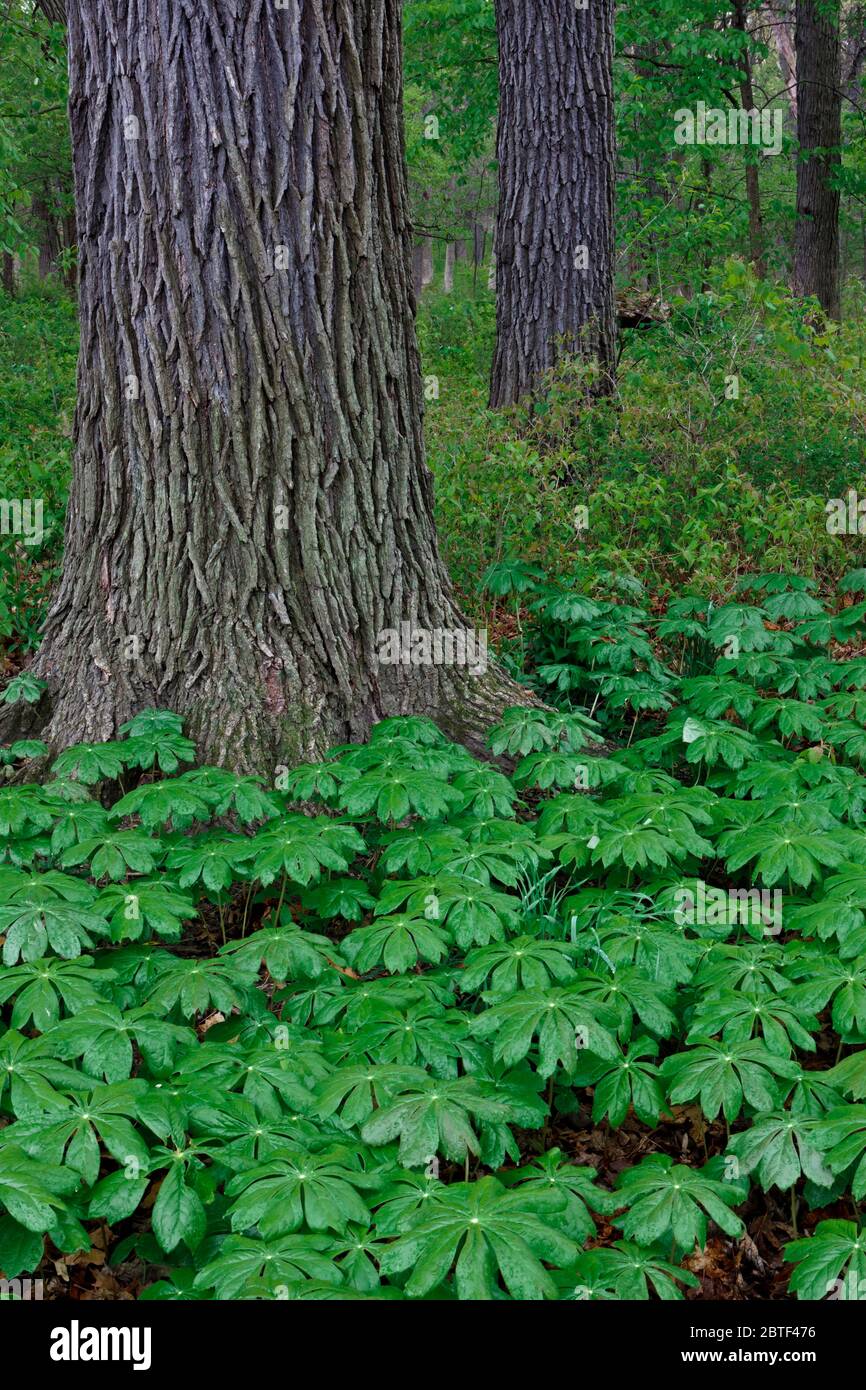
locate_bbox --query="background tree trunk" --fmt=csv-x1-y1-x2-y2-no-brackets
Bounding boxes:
30,0,519,772
733,0,767,279
420,236,435,290
763,1,798,120
31,191,60,279
412,243,426,298
443,242,456,292
490,0,617,408
792,0,842,318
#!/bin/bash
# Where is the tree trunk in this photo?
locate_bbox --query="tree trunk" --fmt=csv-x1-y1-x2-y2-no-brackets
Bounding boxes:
412,243,426,298
733,0,766,279
472,218,487,270
28,0,520,773
443,242,456,292
764,1,798,120
60,206,77,293
420,236,434,290
32,193,60,279
792,0,842,319
490,0,617,408
1,253,15,297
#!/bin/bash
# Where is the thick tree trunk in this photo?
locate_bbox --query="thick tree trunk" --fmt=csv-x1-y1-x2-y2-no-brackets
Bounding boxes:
29,0,520,773
792,0,842,319
733,0,766,279
490,0,617,408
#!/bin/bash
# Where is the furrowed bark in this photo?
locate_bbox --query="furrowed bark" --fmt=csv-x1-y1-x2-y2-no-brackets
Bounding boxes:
29,0,522,774
490,0,617,408
792,0,842,319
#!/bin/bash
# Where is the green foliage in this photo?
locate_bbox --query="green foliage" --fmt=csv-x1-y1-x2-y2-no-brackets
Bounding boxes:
0,652,860,1301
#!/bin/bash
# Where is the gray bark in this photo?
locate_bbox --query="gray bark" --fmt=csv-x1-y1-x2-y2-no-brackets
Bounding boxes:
28,0,520,773
490,0,617,407
792,0,842,319
443,242,456,292
421,236,434,289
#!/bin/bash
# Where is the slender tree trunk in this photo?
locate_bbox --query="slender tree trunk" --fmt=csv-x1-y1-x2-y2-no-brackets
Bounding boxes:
32,193,60,279
792,0,842,318
420,236,434,290
764,1,798,120
35,0,66,20
412,244,426,298
490,0,616,407
27,0,519,772
1,253,15,297
60,206,77,293
700,157,714,294
733,0,767,278
443,242,456,292
473,218,487,271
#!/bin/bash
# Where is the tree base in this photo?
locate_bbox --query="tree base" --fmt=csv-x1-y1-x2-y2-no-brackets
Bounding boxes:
4,636,533,778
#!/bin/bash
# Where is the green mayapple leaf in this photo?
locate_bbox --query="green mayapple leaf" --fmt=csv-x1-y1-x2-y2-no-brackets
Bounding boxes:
378,1175,581,1300
661,1038,799,1122
726,1111,832,1192
94,879,196,943
500,1148,617,1240
573,1039,666,1127
342,913,451,974
785,1220,866,1300
246,818,365,887
557,1241,699,1301
0,955,114,1031
225,1147,376,1236
0,1143,80,1233
193,1232,341,1298
614,1155,747,1250
471,986,618,1078
360,1074,515,1166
